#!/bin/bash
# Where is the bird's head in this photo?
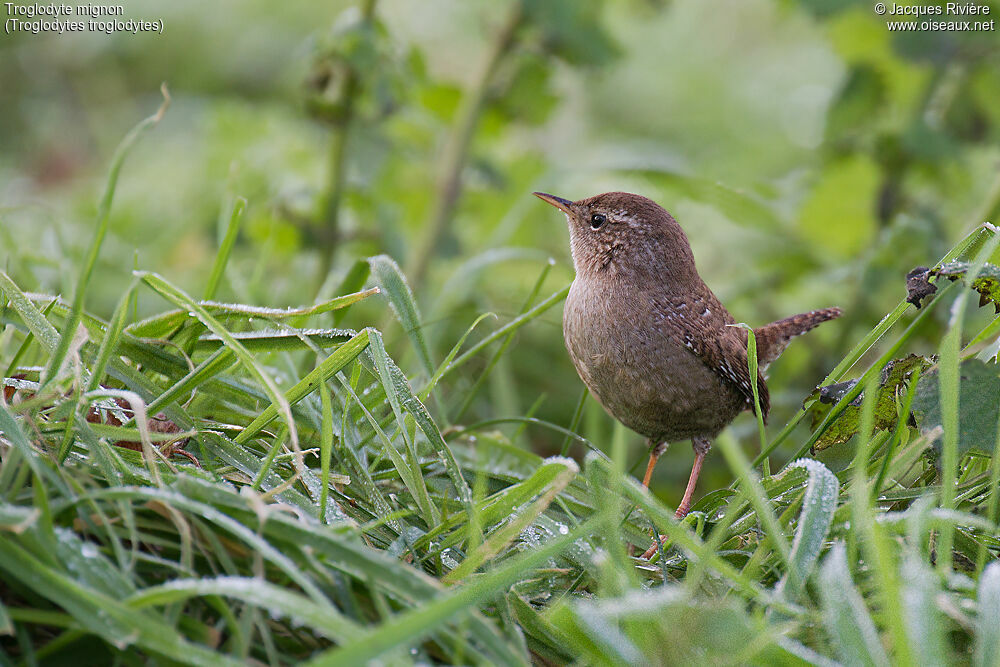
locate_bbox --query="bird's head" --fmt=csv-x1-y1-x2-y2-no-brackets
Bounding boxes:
533,191,697,282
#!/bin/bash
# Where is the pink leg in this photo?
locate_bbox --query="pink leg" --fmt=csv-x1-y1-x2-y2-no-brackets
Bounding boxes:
642,437,710,560
641,440,667,489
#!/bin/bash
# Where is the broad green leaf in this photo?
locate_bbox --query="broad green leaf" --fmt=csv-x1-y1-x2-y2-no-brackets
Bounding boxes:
775,459,839,605
912,359,1000,456
797,153,879,259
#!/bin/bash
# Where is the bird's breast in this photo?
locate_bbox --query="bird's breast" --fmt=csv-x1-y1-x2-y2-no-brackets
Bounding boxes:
562,277,745,440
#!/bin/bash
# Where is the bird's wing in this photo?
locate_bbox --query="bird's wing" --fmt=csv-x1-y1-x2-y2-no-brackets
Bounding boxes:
654,293,770,419
697,322,771,419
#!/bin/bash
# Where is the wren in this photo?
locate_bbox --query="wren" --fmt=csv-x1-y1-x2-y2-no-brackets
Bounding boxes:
535,191,841,545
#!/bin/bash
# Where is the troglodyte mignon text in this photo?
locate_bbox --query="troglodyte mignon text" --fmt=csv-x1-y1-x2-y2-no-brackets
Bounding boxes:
535,191,841,557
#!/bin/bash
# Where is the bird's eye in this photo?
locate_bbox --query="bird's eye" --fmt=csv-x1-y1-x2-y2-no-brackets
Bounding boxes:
590,213,606,230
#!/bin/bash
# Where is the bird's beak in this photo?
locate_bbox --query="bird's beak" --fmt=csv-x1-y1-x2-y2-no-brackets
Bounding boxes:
533,192,574,214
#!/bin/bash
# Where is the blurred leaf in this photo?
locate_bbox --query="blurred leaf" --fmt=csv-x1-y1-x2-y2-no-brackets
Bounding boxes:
633,169,784,232
798,154,879,259
806,354,931,451
522,0,620,67
899,550,949,665
818,543,890,667
975,561,1000,667
824,64,885,143
493,53,559,125
912,359,1000,456
306,12,409,125
0,598,10,636
548,587,785,665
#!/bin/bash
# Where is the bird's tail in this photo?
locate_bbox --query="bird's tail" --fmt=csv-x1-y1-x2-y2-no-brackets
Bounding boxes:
753,307,842,369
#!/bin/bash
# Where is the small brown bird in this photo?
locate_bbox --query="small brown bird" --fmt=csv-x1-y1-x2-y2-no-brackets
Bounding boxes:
535,191,840,547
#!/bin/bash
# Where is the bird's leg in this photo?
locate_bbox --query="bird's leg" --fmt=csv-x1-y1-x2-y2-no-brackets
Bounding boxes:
641,440,668,489
641,436,710,560
675,436,710,519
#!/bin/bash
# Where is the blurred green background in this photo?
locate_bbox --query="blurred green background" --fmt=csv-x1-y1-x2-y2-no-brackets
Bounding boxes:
2,0,999,495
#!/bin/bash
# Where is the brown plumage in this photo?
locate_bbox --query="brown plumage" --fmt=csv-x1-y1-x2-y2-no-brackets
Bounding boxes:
535,190,841,540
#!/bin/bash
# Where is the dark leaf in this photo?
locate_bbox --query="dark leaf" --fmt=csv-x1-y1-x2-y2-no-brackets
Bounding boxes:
906,266,937,309
805,355,932,451
931,261,1000,314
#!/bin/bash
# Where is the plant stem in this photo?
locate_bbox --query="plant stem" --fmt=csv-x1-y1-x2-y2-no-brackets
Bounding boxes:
406,2,524,290
316,0,378,287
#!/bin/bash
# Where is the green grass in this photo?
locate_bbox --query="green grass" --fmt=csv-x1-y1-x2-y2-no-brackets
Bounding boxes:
3,95,1000,667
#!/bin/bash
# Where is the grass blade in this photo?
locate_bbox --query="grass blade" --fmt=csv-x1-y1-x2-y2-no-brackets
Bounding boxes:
0,271,60,352
369,254,434,376
443,456,578,583
203,197,246,300
305,518,598,666
127,576,359,642
233,329,370,445
0,536,241,667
